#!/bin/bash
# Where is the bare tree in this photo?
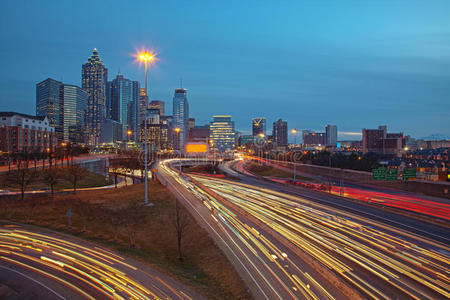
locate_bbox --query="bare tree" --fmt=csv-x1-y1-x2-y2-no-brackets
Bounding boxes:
41,168,60,198
64,165,88,194
173,199,190,261
7,159,36,200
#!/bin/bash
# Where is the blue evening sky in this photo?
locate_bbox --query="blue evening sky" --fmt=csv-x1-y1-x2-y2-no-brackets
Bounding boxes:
1,1,449,140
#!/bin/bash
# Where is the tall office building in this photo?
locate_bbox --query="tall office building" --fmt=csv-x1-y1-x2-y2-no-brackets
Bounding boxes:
173,88,189,151
325,125,338,146
138,88,148,129
106,72,140,139
150,100,165,116
252,118,266,136
36,78,63,141
60,84,88,143
82,48,108,145
272,119,288,148
210,116,235,152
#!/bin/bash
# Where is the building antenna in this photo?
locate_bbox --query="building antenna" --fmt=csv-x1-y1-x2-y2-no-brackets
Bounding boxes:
180,77,183,88
118,67,120,75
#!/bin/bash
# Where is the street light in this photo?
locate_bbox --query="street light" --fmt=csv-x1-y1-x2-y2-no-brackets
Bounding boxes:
174,128,181,172
291,129,298,182
138,50,154,206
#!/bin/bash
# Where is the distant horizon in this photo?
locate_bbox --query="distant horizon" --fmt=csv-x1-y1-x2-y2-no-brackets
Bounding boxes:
1,1,449,140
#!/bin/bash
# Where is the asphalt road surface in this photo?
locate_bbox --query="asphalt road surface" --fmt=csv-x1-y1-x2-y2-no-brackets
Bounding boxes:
0,222,204,300
159,158,450,300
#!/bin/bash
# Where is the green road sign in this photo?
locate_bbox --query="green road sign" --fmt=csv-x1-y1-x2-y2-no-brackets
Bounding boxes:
386,169,398,181
372,167,386,181
403,168,417,180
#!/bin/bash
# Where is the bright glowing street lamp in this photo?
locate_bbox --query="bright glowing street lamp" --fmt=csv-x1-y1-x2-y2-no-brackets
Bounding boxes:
138,51,154,206
291,128,298,182
174,128,181,172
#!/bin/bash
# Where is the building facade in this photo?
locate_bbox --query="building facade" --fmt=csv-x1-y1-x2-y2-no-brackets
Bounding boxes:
303,132,326,147
325,125,337,146
325,125,338,146
252,118,266,136
82,48,108,145
172,88,189,151
36,78,63,141
0,112,57,153
60,84,88,144
150,100,165,116
272,119,288,148
362,125,404,156
210,116,235,152
100,119,123,144
106,73,140,139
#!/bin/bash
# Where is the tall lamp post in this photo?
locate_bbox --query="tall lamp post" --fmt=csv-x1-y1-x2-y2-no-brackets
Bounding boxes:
291,129,298,182
139,51,154,206
174,127,181,172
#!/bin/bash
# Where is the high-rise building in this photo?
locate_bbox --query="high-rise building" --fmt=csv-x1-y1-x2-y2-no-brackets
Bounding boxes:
82,48,108,145
210,115,235,152
36,78,63,141
106,73,140,139
173,88,189,151
252,118,266,136
138,88,148,129
272,119,288,148
362,125,404,156
150,100,165,116
60,84,88,144
325,125,338,146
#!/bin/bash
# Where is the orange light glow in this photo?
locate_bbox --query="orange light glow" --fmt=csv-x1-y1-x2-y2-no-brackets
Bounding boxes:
174,127,181,133
186,143,208,153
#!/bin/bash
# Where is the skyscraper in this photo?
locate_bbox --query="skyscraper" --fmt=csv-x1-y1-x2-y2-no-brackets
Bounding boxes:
150,100,165,116
210,116,235,152
60,84,88,143
272,119,288,148
325,125,338,146
139,88,148,130
252,118,266,136
82,48,108,145
36,78,63,141
106,72,140,139
173,88,189,151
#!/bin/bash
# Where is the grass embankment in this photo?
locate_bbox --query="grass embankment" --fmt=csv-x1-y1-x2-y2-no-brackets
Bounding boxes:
183,164,224,175
246,161,318,182
0,181,251,299
0,167,112,191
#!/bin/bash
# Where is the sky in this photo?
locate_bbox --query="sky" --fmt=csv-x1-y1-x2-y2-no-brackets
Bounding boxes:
1,0,449,140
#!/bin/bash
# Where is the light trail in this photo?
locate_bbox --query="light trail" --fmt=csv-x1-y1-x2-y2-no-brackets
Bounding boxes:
192,175,450,299
160,159,339,299
242,157,450,221
0,226,195,300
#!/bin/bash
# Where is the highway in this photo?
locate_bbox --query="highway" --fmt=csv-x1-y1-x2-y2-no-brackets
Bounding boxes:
159,159,349,300
159,158,450,300
0,223,203,300
239,157,450,221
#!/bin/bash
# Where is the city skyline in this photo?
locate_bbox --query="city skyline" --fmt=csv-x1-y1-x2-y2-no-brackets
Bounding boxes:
1,1,450,139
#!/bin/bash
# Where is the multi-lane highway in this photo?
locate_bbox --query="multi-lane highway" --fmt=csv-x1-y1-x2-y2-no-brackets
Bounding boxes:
0,223,203,300
159,158,450,300
235,157,450,221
